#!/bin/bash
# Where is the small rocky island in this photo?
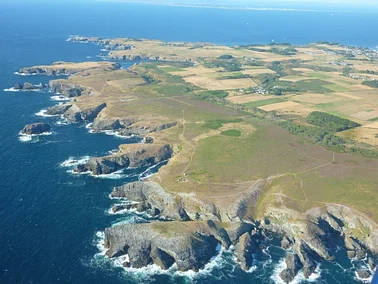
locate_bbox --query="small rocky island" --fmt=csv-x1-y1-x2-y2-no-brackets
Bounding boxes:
21,123,51,135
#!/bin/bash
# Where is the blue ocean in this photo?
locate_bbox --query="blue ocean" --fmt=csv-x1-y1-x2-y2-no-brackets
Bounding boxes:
1,2,377,283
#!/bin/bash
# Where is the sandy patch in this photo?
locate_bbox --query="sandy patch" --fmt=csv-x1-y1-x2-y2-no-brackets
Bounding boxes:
350,110,378,121
291,93,342,104
339,127,378,146
227,95,275,104
241,68,276,76
184,76,256,90
362,122,378,129
280,76,313,83
334,92,362,100
259,101,301,112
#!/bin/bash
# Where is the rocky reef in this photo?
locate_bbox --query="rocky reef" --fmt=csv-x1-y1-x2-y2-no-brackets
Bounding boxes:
13,82,46,91
21,123,51,135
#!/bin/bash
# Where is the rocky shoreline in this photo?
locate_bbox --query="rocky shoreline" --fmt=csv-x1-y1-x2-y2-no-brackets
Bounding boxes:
15,56,378,283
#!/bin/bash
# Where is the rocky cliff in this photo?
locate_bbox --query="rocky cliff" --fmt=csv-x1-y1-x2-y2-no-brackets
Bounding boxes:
73,144,173,175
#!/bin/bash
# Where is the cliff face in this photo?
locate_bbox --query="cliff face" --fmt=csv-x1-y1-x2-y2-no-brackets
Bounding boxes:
74,144,173,175
19,61,121,76
104,220,257,271
104,179,378,280
262,205,378,281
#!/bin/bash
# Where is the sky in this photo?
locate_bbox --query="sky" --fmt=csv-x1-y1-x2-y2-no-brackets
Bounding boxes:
2,0,378,10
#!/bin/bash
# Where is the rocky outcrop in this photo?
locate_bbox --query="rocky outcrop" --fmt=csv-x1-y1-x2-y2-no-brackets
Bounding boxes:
49,81,87,97
357,269,371,279
111,203,138,214
73,144,173,175
91,118,124,131
63,103,106,122
234,232,255,270
117,121,178,137
13,82,46,91
261,204,378,282
279,254,303,283
19,61,121,76
21,123,51,135
45,104,72,116
104,221,221,271
111,181,187,220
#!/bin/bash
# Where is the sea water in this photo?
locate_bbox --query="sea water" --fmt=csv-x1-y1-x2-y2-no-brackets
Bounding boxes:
1,2,377,283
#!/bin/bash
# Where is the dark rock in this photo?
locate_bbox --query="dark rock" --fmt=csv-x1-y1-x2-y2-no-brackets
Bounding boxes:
45,104,72,116
23,82,36,90
356,249,366,260
178,206,190,221
21,123,51,135
63,103,106,123
111,181,188,221
357,269,371,279
280,254,303,283
81,103,107,121
92,118,124,131
111,203,137,213
368,257,376,271
38,82,46,89
150,122,178,132
74,144,172,175
150,246,175,269
104,221,220,271
150,207,160,217
347,250,356,259
281,236,292,250
144,136,154,144
297,243,317,278
234,232,254,270
13,83,23,90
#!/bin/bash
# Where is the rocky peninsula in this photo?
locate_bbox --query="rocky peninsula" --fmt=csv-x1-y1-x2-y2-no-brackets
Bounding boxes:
17,37,378,282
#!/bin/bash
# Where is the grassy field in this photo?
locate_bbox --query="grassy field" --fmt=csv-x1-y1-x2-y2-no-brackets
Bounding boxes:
36,38,378,224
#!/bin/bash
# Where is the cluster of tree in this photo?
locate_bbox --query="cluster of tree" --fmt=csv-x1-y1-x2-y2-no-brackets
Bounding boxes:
362,80,378,88
196,90,228,100
269,61,286,76
219,72,250,80
203,60,242,72
270,47,297,56
278,121,346,147
217,54,234,60
342,66,353,77
307,111,360,132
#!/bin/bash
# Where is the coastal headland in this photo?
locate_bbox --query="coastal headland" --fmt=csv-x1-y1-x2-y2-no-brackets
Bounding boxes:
17,36,378,282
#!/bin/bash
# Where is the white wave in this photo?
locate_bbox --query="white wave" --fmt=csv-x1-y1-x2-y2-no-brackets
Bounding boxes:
138,159,168,180
56,120,70,125
86,56,92,59
3,87,18,92
100,49,108,52
18,135,34,142
270,257,287,284
14,72,38,76
60,156,91,168
50,95,70,101
35,109,58,117
18,131,52,143
85,123,93,129
106,202,139,215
